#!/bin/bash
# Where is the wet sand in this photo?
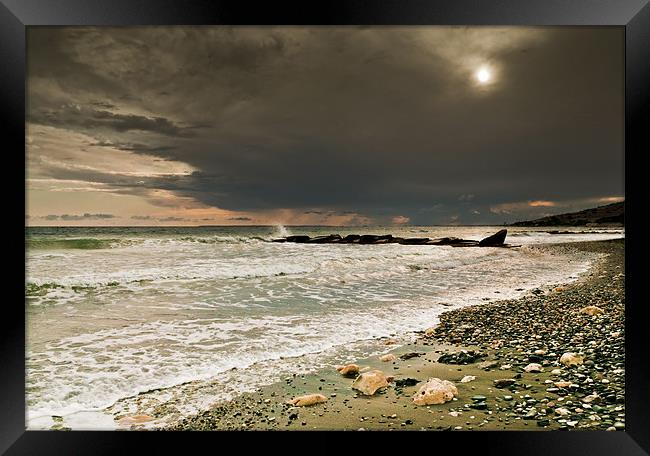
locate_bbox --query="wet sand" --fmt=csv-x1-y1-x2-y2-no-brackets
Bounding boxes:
160,239,624,431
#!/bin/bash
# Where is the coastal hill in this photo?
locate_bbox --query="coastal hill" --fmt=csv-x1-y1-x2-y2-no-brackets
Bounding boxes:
511,201,624,227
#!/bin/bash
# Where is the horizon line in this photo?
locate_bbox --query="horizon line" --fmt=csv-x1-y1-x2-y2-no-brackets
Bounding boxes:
25,223,515,229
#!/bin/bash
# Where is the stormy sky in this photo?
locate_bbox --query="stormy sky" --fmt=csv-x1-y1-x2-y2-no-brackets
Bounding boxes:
26,27,624,226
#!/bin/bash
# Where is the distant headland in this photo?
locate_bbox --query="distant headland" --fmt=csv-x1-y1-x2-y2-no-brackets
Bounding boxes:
511,201,624,227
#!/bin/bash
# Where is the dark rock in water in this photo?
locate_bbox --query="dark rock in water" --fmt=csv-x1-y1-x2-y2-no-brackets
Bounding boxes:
429,237,478,246
478,229,507,246
400,352,424,360
358,234,379,244
307,234,342,244
398,238,430,245
429,237,461,245
449,241,481,247
437,350,486,365
271,239,287,243
341,234,361,243
358,234,394,244
394,378,421,387
285,235,311,243
430,238,479,246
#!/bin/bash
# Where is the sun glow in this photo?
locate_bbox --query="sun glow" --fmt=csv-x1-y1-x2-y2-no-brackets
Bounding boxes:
476,67,491,84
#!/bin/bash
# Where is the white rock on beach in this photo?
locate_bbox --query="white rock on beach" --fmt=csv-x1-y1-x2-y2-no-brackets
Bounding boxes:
412,378,458,405
460,375,476,383
352,370,391,396
379,354,397,362
560,352,585,366
524,363,543,373
289,394,329,407
336,364,360,377
580,305,604,316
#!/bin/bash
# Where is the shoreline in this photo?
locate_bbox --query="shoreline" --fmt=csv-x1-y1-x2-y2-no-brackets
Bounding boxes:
156,238,624,431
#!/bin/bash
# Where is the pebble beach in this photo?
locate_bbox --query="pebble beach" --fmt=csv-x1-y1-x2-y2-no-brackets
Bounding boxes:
164,238,625,431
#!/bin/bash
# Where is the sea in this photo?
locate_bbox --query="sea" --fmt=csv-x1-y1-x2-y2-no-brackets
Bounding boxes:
25,225,624,429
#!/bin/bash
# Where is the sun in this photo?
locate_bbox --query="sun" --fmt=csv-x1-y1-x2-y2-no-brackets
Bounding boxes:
476,67,491,84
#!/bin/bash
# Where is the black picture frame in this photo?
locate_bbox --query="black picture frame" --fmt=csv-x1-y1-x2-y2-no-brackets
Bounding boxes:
3,0,648,454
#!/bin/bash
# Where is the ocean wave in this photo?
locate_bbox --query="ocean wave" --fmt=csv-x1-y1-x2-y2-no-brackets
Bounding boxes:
26,244,507,290
173,236,268,244
26,282,65,296
26,238,129,250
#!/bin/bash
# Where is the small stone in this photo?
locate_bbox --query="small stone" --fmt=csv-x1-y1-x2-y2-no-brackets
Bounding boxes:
424,327,437,337
413,378,458,405
379,354,397,362
336,364,360,377
460,375,476,383
352,370,391,396
580,306,604,316
288,394,328,407
400,352,423,361
493,379,516,388
479,360,499,370
555,408,570,416
524,408,538,419
559,353,584,366
524,363,543,373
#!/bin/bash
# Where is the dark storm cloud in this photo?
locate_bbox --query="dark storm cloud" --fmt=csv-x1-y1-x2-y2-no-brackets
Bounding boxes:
91,140,178,154
30,104,199,138
27,27,623,224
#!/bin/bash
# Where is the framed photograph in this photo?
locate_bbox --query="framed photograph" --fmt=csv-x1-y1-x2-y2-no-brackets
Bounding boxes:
4,0,649,453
